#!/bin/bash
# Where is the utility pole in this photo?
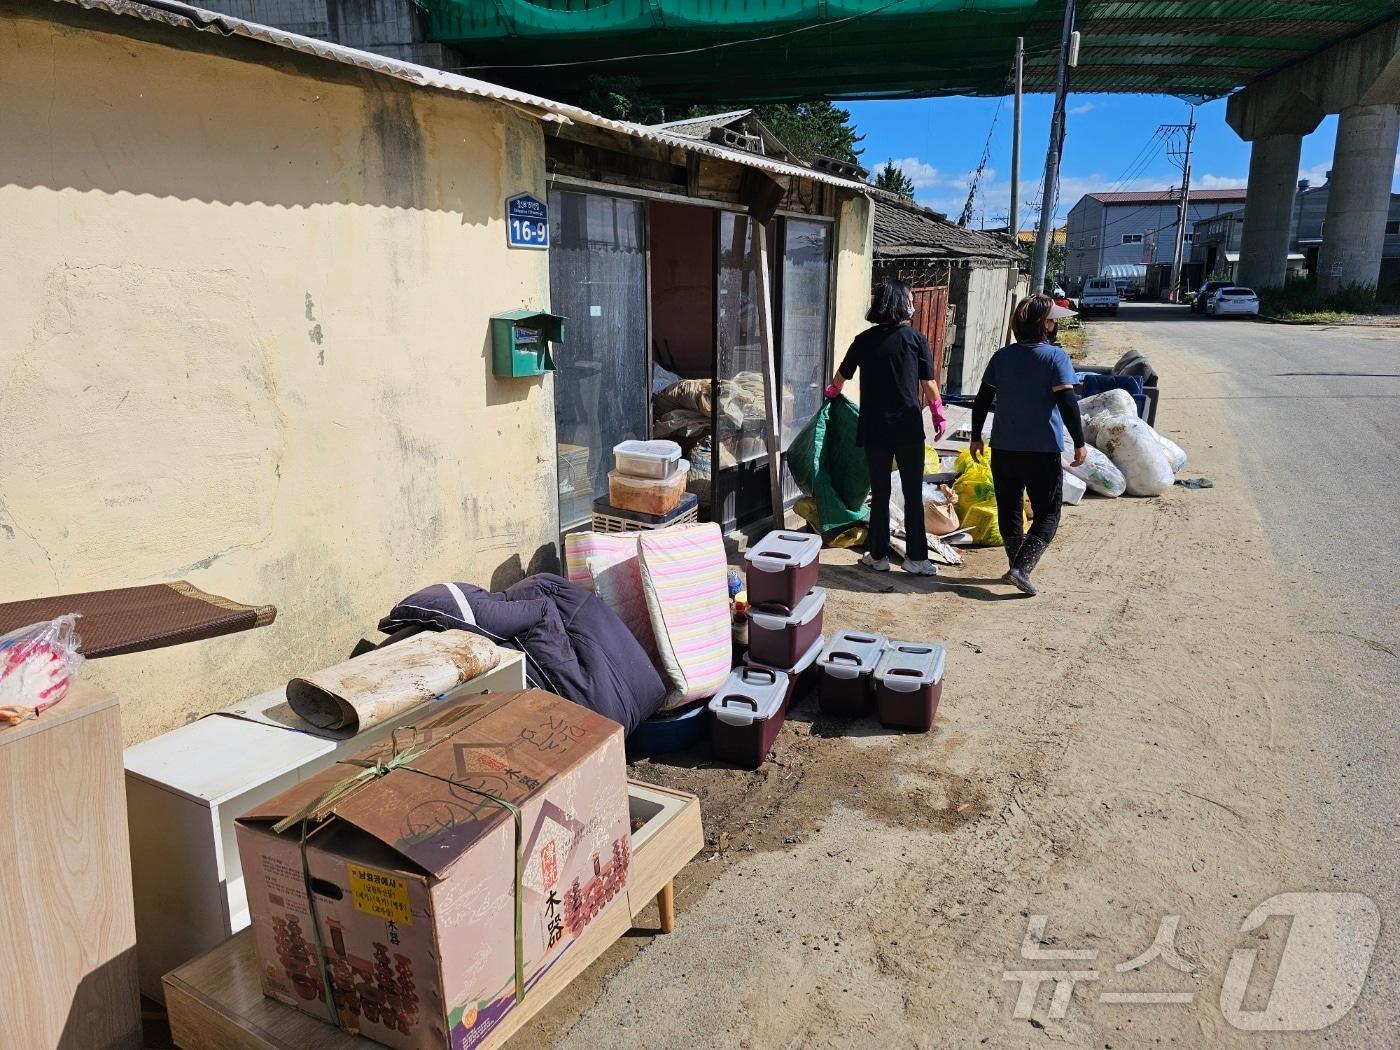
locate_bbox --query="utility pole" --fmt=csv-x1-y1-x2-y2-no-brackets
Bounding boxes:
1009,36,1023,240
1166,110,1196,303
1031,1,1077,292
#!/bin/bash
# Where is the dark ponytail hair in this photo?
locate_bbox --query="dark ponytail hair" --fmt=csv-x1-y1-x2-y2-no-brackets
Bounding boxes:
866,278,915,325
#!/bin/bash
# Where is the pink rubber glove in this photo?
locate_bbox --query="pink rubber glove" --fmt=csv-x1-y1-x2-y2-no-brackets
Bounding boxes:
929,396,949,441
824,383,842,400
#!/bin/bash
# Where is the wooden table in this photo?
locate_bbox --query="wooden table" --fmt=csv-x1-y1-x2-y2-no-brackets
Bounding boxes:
0,683,141,1050
164,781,703,1049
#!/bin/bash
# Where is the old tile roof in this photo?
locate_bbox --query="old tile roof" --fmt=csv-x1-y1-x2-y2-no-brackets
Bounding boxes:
872,191,1023,265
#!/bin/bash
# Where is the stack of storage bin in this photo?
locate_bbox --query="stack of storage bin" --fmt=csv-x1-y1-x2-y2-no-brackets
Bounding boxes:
607,440,690,517
740,531,827,716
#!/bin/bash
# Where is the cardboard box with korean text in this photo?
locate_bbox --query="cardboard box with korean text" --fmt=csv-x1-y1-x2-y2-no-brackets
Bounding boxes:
235,689,631,1050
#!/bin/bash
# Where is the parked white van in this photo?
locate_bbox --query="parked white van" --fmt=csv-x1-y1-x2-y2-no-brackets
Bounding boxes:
1079,277,1120,317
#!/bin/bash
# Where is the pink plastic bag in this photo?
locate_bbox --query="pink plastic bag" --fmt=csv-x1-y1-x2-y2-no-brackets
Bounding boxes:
0,614,84,725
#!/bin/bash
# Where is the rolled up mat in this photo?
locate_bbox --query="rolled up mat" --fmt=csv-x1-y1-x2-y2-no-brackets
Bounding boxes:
286,629,500,733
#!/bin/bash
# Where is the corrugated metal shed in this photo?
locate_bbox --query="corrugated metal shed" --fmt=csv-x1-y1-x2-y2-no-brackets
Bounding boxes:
48,0,872,194
872,193,1023,266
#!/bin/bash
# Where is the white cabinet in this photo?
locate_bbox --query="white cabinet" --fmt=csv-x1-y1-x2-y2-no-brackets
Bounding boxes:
124,649,526,1000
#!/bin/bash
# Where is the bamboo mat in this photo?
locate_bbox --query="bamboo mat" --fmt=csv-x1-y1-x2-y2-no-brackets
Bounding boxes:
0,582,276,658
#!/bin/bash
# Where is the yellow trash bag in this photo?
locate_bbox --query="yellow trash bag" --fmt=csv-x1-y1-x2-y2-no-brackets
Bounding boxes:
794,496,866,549
953,450,1032,547
953,451,1002,546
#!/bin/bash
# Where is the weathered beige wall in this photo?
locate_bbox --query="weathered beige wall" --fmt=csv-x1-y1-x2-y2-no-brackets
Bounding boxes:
0,12,558,743
832,192,875,360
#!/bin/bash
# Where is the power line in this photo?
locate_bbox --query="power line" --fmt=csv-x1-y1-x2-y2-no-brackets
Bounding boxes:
959,62,1014,227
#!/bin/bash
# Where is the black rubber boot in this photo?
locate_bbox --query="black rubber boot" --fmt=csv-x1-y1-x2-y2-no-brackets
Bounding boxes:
1012,535,1048,576
1004,536,1023,569
1005,536,1048,596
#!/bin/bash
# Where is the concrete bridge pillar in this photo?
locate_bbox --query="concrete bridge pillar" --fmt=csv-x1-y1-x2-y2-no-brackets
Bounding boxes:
1237,133,1303,290
1316,102,1400,294
1226,17,1400,292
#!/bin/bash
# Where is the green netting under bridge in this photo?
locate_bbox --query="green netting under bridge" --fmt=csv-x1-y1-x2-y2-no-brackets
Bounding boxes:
424,1,1398,105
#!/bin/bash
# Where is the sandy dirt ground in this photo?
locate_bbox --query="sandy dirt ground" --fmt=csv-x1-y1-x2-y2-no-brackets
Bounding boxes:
510,317,1375,1049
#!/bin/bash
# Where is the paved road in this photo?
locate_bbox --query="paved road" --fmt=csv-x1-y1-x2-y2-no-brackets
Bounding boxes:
1110,302,1400,1036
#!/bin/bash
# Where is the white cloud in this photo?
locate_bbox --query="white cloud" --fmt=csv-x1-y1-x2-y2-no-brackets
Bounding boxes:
1194,172,1247,189
885,157,943,189
1068,103,1095,117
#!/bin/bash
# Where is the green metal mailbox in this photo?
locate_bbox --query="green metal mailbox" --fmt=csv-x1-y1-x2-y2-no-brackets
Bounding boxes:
490,309,563,378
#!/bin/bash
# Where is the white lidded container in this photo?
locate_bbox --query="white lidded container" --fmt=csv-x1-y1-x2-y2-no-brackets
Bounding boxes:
708,666,790,768
817,630,888,717
748,586,826,669
614,439,683,479
744,530,822,610
874,642,946,732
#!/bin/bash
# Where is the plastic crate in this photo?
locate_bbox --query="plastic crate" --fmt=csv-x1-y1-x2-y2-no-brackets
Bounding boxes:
591,492,699,534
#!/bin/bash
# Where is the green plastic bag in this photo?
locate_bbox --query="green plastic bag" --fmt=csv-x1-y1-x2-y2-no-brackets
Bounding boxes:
787,395,870,539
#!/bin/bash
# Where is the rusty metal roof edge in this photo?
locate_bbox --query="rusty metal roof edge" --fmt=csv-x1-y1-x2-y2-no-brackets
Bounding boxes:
53,0,871,195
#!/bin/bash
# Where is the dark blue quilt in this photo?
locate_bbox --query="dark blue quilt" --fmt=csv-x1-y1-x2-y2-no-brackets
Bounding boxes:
379,574,665,736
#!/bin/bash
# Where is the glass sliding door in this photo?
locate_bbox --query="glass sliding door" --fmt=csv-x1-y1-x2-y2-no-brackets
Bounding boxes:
778,218,834,501
548,191,649,531
778,219,834,443
714,211,773,528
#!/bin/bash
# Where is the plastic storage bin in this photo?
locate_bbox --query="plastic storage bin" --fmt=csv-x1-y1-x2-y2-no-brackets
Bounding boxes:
614,439,682,479
744,531,822,610
708,667,789,768
608,460,690,516
874,642,946,732
817,630,887,717
748,587,826,669
745,634,824,714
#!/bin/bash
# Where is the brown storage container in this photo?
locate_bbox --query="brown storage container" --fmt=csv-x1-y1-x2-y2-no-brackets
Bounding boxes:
744,530,822,610
607,461,690,516
874,642,946,732
747,587,825,668
708,667,789,769
745,635,824,715
816,631,887,718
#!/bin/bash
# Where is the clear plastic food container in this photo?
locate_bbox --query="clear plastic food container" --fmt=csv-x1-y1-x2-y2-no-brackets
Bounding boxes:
613,439,682,479
607,461,690,516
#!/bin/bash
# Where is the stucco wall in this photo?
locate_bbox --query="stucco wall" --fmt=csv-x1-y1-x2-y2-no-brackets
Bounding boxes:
946,264,1019,395
832,192,875,358
0,11,557,743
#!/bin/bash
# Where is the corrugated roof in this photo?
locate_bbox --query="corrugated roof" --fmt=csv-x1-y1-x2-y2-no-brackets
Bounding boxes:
652,110,754,133
1088,188,1248,204
872,193,1023,266
49,0,871,194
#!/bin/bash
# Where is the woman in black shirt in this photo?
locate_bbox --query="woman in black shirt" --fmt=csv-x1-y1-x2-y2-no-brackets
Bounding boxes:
827,279,945,576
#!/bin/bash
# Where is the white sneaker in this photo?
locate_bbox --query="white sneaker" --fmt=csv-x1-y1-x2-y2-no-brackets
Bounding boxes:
903,558,939,576
859,553,890,572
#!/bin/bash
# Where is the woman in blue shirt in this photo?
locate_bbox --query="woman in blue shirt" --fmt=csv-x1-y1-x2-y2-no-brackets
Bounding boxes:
968,294,1087,596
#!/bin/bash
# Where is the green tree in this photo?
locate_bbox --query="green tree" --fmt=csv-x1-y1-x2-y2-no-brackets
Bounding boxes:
577,75,670,125
873,160,915,198
749,102,864,164
566,84,864,166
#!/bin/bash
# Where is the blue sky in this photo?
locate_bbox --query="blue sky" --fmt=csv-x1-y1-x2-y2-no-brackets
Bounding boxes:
847,93,1399,230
